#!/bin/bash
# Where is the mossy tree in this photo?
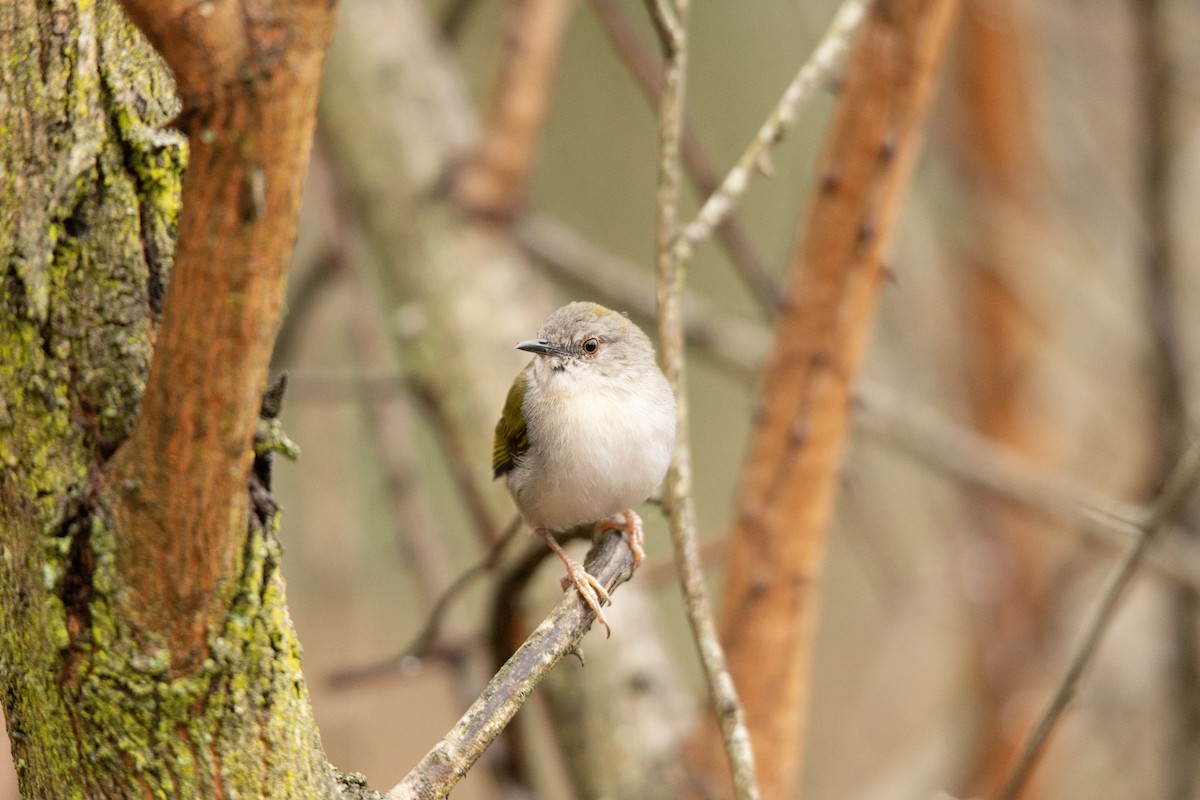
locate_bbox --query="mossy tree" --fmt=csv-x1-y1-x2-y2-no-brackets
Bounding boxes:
0,0,364,796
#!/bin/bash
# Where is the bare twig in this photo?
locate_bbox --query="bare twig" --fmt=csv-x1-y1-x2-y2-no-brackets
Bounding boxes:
385,532,637,800
327,518,523,690
1131,1,1200,795
588,0,783,313
856,383,1200,591
995,439,1200,800
642,0,683,55
673,0,870,265
651,3,760,798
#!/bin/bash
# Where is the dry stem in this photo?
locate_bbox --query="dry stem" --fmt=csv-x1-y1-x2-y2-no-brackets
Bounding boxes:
673,0,870,266
651,2,761,798
995,440,1200,800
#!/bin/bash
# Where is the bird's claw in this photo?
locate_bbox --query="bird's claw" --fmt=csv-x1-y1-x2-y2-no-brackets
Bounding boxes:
560,560,613,637
595,509,645,567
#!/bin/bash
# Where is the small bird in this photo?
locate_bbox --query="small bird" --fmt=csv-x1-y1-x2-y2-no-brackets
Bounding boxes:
493,302,676,634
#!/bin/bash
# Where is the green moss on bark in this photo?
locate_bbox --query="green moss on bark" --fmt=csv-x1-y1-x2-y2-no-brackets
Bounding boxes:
1,1,348,797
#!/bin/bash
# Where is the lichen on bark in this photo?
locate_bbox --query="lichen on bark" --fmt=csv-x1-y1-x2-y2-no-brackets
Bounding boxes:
1,0,345,796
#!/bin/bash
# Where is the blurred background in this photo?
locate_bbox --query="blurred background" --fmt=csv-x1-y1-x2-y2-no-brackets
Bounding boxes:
5,0,1200,797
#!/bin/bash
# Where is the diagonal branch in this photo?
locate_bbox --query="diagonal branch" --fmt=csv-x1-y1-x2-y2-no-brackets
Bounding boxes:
706,0,960,795
385,532,636,800
673,0,870,265
455,0,576,220
995,438,1200,800
589,0,783,313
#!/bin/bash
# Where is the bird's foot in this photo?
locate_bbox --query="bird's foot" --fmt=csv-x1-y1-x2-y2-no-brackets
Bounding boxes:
558,558,613,637
595,509,645,567
535,528,613,636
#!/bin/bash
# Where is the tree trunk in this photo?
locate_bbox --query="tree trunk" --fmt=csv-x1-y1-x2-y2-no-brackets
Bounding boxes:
0,1,350,796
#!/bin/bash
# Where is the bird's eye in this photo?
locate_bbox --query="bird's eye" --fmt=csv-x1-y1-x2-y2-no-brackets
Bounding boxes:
582,338,600,354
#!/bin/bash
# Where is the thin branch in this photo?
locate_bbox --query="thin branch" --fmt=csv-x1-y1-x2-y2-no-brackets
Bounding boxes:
283,363,1200,593
995,439,1200,800
651,3,761,798
855,382,1200,591
440,0,482,41
327,518,523,690
385,532,637,800
642,0,683,55
674,0,870,265
588,0,783,313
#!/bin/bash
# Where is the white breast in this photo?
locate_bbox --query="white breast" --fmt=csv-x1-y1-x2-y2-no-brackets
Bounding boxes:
508,367,676,531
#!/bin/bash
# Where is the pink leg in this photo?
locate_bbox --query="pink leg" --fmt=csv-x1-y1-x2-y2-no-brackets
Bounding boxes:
595,509,645,566
535,527,612,637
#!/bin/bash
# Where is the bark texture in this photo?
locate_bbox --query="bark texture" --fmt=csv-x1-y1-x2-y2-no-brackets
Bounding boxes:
700,0,960,796
0,1,351,797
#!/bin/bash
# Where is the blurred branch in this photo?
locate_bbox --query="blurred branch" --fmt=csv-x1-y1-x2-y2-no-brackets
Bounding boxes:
856,383,1200,590
672,0,870,267
319,0,553,557
283,364,1200,591
454,0,576,220
1130,1,1200,796
274,242,344,367
588,0,782,313
650,2,761,799
327,518,523,691
996,439,1200,800
707,0,960,795
952,0,1045,791
440,0,482,41
407,377,505,549
385,532,637,800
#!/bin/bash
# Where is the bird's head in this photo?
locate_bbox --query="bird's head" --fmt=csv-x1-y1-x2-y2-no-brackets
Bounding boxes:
516,302,657,388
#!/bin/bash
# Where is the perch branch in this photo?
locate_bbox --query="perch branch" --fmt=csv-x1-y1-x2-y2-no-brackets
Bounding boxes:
385,532,636,800
995,438,1200,800
651,2,761,798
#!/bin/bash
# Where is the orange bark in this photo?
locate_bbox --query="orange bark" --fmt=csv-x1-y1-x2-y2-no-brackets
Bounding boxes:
455,0,576,220
703,1,960,796
954,1,1052,795
107,0,337,669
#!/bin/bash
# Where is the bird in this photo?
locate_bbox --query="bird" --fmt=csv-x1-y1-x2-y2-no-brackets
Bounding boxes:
493,301,676,634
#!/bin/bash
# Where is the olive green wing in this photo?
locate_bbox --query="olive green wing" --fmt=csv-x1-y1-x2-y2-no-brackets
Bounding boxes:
492,369,530,478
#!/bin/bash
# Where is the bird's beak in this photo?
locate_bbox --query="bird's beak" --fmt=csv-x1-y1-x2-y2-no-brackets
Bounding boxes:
516,338,570,358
